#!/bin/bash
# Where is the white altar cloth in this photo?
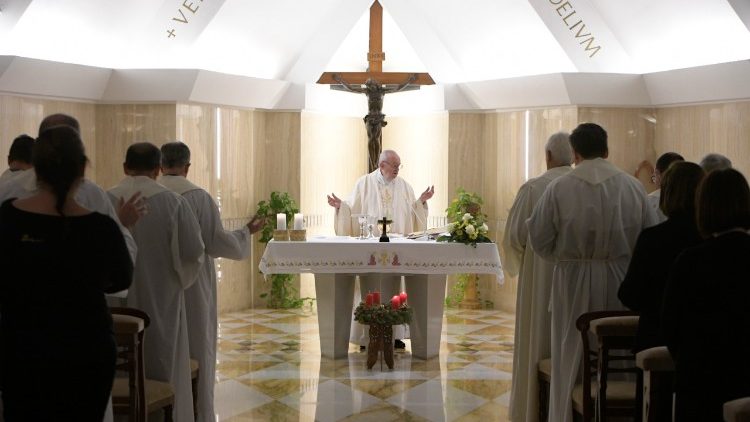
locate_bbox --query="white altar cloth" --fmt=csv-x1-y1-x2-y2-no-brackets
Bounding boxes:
259,236,503,279
259,236,503,359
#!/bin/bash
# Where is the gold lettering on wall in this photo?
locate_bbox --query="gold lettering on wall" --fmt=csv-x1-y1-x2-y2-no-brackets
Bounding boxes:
548,0,601,58
166,0,204,39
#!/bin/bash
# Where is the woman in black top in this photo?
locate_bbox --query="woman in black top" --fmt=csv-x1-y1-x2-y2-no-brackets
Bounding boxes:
662,168,750,421
618,161,705,351
0,125,133,421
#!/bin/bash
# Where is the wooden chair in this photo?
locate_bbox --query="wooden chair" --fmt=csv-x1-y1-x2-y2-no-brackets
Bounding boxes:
573,310,640,422
110,307,175,422
636,346,675,422
538,358,552,422
724,398,750,422
190,358,199,419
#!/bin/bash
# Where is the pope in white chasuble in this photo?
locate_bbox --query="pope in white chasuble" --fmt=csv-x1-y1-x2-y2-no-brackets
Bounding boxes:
327,149,434,346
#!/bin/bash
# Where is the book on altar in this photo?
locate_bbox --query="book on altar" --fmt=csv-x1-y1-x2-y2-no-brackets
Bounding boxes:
406,225,451,240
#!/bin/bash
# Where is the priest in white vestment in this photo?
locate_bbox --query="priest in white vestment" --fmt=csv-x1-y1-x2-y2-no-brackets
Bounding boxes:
527,123,657,422
109,143,205,422
158,142,264,422
327,149,434,347
0,134,34,184
648,152,684,224
504,132,572,422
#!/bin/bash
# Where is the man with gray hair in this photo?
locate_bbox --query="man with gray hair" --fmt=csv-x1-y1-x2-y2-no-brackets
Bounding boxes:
159,141,264,422
327,149,434,351
503,132,572,422
700,153,732,173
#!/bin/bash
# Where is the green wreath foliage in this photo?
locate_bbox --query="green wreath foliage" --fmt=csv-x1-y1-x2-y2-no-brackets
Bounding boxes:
353,303,413,326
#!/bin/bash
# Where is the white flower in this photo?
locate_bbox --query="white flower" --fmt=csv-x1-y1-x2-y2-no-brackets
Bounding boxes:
462,213,472,222
480,223,488,233
465,224,476,235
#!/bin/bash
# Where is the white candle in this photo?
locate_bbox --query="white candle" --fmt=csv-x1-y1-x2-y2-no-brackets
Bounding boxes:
276,213,287,230
293,213,304,230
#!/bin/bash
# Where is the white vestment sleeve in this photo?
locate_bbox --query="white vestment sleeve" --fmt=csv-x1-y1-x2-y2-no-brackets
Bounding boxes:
171,197,205,289
411,200,428,232
502,183,533,277
527,185,558,261
335,202,353,236
194,191,250,259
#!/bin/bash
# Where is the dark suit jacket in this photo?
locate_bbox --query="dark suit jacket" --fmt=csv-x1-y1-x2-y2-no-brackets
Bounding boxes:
662,231,750,421
618,214,702,351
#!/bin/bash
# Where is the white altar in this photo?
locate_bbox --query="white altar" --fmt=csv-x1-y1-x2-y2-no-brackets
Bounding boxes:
259,236,503,359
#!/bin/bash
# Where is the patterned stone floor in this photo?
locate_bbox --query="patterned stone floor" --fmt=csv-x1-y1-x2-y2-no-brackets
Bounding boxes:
214,308,515,422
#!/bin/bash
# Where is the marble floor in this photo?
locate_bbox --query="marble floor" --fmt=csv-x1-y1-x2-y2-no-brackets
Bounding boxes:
214,308,515,422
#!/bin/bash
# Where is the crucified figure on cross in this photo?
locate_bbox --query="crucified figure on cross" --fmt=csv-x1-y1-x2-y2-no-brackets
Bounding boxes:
333,73,418,172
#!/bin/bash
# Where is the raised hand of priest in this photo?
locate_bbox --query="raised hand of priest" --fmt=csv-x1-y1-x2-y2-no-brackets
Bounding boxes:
247,214,266,234
419,185,435,204
118,191,147,229
327,193,342,210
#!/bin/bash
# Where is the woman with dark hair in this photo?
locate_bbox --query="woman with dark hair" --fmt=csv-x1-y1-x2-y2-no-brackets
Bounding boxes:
0,126,133,421
618,161,705,351
662,168,750,421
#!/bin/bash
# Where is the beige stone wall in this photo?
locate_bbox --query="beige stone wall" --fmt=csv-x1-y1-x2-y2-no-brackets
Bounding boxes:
655,101,750,177
2,92,748,314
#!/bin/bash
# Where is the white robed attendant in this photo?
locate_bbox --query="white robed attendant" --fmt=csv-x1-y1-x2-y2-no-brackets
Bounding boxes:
0,168,17,184
328,150,434,347
158,141,263,422
503,133,572,422
648,189,666,223
109,173,204,422
527,124,657,422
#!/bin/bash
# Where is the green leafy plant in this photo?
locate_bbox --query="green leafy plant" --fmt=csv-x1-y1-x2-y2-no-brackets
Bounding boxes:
437,188,492,247
354,303,413,326
440,188,493,308
445,274,494,309
256,191,314,309
445,273,470,307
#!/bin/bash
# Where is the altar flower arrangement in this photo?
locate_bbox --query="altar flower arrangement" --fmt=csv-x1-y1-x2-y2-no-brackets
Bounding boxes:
437,188,492,247
354,291,412,326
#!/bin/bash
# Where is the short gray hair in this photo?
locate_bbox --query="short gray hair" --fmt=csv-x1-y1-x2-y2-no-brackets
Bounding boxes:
699,153,732,173
378,149,398,165
160,141,191,168
545,132,573,165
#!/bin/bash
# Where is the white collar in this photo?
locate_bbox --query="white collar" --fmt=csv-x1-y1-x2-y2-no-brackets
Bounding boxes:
375,169,395,186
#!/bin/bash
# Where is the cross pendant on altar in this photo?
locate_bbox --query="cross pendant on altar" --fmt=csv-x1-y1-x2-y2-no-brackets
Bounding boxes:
379,217,390,243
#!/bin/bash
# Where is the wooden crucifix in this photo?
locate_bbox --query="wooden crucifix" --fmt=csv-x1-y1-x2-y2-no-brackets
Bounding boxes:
317,0,434,172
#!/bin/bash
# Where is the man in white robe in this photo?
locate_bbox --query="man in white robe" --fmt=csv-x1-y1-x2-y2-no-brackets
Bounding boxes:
527,123,657,422
0,134,34,184
504,132,572,422
647,152,684,224
158,142,264,422
327,149,434,348
109,142,205,422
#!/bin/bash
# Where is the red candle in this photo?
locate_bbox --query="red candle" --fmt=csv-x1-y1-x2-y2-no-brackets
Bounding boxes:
399,291,407,304
365,293,373,307
391,295,401,309
372,291,380,304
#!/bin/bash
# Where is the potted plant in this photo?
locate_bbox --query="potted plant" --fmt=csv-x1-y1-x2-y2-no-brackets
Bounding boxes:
439,188,493,309
256,191,313,309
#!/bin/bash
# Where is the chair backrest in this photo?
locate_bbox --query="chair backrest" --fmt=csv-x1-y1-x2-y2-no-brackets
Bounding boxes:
724,397,750,422
111,307,150,422
575,310,639,422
